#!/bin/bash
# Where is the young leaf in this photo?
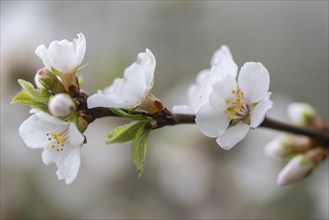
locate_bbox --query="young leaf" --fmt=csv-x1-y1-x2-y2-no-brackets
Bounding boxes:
131,126,151,178
107,120,148,144
110,108,148,120
17,79,50,104
11,91,36,105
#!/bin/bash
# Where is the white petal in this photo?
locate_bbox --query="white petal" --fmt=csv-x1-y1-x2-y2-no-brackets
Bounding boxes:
238,62,270,103
35,45,51,70
41,148,62,165
172,105,194,114
56,146,81,184
209,45,238,84
216,123,250,150
250,92,273,128
210,75,237,106
34,111,68,126
87,92,135,109
196,103,229,138
74,33,86,66
195,69,211,84
47,39,76,73
189,80,212,112
142,49,156,89
68,123,85,146
122,64,148,102
19,112,67,149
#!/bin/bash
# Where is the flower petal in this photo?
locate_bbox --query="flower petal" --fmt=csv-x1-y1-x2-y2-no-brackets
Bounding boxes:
56,146,81,184
68,123,85,146
122,64,148,102
142,49,156,90
196,103,229,138
41,148,62,165
73,33,86,66
210,45,238,84
238,62,270,103
210,74,237,107
188,76,212,112
19,112,67,149
47,39,76,73
35,45,51,70
250,92,273,128
216,122,250,150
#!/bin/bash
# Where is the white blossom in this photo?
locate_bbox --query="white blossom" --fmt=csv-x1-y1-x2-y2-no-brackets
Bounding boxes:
87,49,156,109
35,33,86,74
196,62,273,150
19,110,84,184
173,45,237,114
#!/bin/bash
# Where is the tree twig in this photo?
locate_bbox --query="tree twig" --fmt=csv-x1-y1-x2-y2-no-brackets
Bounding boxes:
83,107,329,148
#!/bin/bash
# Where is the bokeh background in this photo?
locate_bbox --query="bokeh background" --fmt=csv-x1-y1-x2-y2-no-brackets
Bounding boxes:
1,1,328,219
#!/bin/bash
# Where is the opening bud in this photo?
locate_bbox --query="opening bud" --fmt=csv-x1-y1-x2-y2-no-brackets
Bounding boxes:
34,68,48,88
264,135,313,161
276,147,327,186
287,103,316,126
48,93,76,117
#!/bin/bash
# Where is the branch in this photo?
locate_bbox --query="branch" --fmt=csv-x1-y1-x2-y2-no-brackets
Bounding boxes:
83,107,329,148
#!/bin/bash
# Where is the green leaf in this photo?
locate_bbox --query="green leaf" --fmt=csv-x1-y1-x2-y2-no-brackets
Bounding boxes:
17,79,50,104
110,108,148,120
131,126,151,178
107,120,149,144
11,91,36,105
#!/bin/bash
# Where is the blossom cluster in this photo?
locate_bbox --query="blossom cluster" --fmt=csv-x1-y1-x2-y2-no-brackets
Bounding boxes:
12,33,327,185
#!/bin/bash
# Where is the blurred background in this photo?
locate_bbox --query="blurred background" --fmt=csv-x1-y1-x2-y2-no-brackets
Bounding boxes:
1,1,328,219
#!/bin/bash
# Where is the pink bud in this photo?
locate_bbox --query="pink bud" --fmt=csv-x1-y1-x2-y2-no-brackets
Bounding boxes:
34,68,48,88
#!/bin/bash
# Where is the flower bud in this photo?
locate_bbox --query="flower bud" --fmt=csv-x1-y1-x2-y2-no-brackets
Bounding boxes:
48,93,75,117
34,68,48,88
276,147,327,186
264,135,313,161
287,103,316,126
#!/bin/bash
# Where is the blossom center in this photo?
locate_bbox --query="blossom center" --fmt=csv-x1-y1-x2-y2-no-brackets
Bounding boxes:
225,88,249,120
46,129,68,152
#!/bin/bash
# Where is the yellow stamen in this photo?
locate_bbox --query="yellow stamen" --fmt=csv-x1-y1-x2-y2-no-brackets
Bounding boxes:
226,87,245,120
46,131,67,153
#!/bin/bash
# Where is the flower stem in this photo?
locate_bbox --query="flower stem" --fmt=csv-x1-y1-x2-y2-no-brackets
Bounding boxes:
260,117,329,146
83,107,329,148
